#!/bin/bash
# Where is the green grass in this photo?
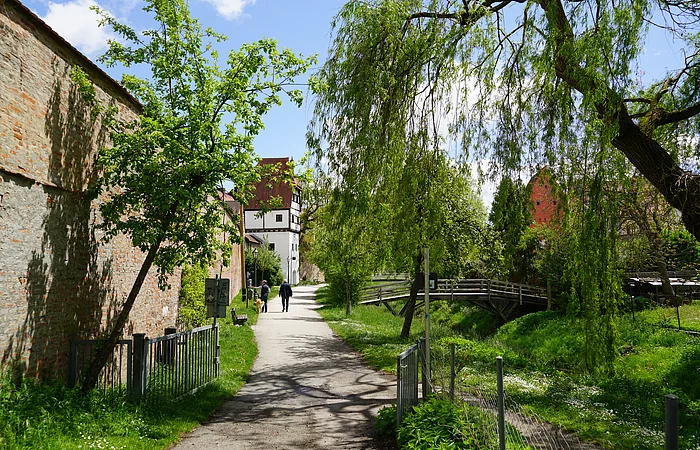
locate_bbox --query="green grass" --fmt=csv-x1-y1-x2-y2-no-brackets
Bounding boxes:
636,302,700,332
316,297,423,373
315,288,700,450
0,290,263,450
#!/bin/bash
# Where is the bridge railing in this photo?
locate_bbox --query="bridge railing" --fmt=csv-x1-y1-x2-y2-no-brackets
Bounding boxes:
359,280,410,303
360,278,548,304
440,279,547,303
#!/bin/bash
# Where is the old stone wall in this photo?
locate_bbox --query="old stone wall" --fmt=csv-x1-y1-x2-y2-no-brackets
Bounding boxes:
299,259,324,283
0,0,179,382
207,218,244,304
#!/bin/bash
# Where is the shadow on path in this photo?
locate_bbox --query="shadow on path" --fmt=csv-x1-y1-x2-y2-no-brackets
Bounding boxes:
173,285,397,450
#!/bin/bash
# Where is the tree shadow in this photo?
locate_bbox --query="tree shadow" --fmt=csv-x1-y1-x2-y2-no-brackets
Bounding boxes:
2,62,120,383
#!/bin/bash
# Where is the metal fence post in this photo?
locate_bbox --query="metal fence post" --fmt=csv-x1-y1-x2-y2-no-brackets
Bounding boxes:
497,356,506,450
419,337,427,399
215,323,220,377
132,333,147,404
163,327,177,366
70,341,78,387
665,394,679,450
184,333,190,393
449,342,455,401
396,352,403,427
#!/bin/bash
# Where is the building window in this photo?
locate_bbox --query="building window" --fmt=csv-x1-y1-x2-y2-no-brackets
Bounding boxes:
276,214,283,222
269,243,276,251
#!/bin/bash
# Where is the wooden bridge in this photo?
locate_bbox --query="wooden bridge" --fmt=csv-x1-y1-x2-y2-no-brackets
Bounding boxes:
359,279,549,321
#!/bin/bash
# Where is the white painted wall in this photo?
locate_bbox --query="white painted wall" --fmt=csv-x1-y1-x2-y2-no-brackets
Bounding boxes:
256,231,300,284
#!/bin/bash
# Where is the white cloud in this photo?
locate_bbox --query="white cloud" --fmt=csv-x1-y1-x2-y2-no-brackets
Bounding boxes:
41,0,114,56
201,0,257,20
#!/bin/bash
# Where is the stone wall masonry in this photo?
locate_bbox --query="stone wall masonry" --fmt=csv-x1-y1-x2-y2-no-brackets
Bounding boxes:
0,1,179,382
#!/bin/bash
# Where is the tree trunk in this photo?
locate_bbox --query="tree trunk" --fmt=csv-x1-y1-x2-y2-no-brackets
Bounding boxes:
400,251,423,340
657,258,676,305
81,240,163,393
538,0,700,242
612,112,700,242
81,205,176,393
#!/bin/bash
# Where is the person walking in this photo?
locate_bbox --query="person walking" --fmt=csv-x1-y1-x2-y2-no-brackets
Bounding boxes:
260,280,270,313
280,279,293,312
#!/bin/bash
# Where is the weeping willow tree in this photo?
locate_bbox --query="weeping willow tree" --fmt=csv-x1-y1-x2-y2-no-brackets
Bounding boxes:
309,0,700,372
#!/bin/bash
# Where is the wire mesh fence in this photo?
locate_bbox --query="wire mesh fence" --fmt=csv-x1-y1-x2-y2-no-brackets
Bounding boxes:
397,342,420,425
428,342,604,450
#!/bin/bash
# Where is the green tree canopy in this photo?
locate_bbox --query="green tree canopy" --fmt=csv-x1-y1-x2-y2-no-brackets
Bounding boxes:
311,0,700,242
309,0,690,371
245,244,284,287
74,0,314,390
488,176,532,279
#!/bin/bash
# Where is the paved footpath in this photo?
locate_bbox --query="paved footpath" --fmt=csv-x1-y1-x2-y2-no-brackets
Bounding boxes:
172,285,397,449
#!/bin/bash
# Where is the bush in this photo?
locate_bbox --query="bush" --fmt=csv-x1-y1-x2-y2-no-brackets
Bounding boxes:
245,245,283,286
323,271,366,306
663,229,700,271
177,263,208,328
397,397,481,449
374,404,397,438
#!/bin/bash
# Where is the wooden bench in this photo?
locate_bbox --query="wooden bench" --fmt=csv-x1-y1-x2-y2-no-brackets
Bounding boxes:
231,308,248,326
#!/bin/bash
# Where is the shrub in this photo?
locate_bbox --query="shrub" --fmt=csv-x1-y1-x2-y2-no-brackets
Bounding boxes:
323,271,366,306
374,404,397,438
397,397,481,449
177,263,209,328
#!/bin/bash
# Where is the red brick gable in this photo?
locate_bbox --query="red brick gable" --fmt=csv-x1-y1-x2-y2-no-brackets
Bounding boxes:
528,168,559,226
245,157,300,210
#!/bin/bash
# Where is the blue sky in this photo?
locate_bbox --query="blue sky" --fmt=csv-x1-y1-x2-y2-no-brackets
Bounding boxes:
24,0,347,164
23,0,690,208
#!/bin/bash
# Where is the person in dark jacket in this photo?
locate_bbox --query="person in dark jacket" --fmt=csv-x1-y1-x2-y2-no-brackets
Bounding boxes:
260,280,270,313
280,279,293,312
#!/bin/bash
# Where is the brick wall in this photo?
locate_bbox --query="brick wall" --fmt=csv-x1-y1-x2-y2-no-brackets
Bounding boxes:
207,210,244,303
0,0,179,382
529,169,559,226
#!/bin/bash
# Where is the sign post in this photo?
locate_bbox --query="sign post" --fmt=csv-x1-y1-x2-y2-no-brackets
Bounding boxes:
424,246,431,397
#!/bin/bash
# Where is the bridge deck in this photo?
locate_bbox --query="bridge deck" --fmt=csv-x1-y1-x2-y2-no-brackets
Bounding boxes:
358,278,549,320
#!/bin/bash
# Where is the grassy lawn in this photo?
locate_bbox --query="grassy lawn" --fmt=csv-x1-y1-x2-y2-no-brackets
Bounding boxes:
315,287,700,449
0,289,268,450
315,286,427,373
638,302,700,332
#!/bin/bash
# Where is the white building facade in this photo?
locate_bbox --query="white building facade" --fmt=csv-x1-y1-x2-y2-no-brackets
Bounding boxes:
244,158,302,284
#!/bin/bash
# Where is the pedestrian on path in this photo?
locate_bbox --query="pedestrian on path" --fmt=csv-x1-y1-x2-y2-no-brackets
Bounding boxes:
171,285,396,450
280,279,293,312
260,280,269,313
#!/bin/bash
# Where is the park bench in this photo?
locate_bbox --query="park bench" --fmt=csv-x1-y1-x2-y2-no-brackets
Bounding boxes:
231,307,248,326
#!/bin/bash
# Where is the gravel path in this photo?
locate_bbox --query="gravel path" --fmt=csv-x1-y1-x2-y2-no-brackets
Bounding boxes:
171,285,397,450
